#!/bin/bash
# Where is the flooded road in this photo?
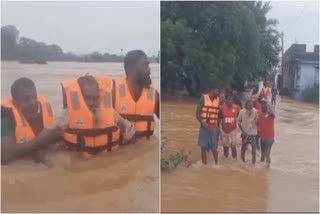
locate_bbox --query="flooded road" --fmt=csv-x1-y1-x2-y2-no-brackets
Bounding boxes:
1,61,160,212
161,97,319,212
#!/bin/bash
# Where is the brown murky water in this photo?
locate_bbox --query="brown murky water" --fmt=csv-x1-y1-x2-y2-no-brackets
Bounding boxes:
1,61,159,212
161,97,319,212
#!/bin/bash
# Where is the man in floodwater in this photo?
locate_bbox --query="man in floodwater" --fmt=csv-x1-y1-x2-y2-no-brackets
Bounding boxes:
238,99,259,164
261,81,270,101
219,93,239,159
271,85,278,106
1,77,64,166
196,86,220,164
61,75,136,158
258,100,275,167
113,50,160,145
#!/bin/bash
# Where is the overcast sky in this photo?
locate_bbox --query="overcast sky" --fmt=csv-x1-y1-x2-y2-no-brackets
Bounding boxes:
1,1,160,56
1,1,319,56
267,0,319,53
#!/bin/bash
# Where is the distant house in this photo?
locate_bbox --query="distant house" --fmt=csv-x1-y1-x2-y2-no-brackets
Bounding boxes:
281,44,319,98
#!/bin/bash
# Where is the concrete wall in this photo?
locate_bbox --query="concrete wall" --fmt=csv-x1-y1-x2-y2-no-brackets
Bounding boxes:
282,63,295,89
295,63,318,97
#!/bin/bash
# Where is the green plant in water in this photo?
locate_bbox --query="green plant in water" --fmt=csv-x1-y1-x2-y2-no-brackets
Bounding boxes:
161,137,189,171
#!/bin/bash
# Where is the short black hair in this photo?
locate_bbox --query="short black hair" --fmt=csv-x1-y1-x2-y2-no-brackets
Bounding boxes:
11,77,36,100
225,93,233,100
245,99,254,108
124,50,147,75
260,99,267,104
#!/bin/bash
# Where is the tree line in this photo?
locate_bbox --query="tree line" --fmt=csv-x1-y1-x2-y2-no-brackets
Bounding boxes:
1,25,159,64
161,1,280,94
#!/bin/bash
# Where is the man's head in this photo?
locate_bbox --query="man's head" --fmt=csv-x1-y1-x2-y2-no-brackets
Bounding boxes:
208,86,219,99
245,99,254,112
261,100,268,112
253,86,259,94
264,81,268,87
252,99,258,107
232,89,237,96
11,77,39,120
225,93,233,107
124,50,151,87
78,75,100,113
225,86,232,94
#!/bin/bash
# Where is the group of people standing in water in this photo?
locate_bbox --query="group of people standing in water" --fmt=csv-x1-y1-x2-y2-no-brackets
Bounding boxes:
196,81,276,168
1,50,160,167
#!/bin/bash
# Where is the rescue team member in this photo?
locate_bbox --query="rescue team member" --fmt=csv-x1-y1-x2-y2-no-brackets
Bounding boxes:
1,78,64,166
238,100,259,164
261,81,270,100
258,100,275,168
196,86,220,165
219,93,239,159
113,50,160,144
61,75,136,158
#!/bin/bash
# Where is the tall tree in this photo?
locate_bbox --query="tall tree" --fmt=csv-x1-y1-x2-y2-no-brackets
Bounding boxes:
161,1,280,95
1,25,20,60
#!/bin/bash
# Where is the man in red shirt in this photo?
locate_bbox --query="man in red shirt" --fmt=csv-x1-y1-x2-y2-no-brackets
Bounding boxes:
219,93,239,159
258,100,275,168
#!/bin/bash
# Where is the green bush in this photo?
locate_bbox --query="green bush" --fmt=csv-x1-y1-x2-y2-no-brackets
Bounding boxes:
161,137,189,171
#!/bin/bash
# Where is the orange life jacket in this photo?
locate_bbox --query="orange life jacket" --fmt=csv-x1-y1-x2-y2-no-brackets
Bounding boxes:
113,77,156,143
262,86,269,98
201,94,220,126
1,95,54,144
62,76,120,156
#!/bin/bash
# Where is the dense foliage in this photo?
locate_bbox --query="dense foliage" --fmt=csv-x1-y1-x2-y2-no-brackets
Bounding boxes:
1,25,159,63
161,1,280,94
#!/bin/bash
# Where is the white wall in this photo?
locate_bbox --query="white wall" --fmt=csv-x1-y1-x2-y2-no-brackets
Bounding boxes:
296,63,318,97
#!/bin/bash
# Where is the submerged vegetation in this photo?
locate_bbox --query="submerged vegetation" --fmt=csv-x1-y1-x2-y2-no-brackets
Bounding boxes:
161,137,190,171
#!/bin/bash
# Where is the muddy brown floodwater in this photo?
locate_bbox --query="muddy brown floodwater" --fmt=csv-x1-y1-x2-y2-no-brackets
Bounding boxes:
161,96,319,212
1,61,159,213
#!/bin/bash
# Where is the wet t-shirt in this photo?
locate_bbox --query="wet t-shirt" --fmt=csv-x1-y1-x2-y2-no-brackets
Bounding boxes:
237,108,259,135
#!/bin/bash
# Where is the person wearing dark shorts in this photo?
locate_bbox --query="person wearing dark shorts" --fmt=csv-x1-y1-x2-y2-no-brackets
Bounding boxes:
238,100,259,164
196,86,221,165
258,100,275,168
